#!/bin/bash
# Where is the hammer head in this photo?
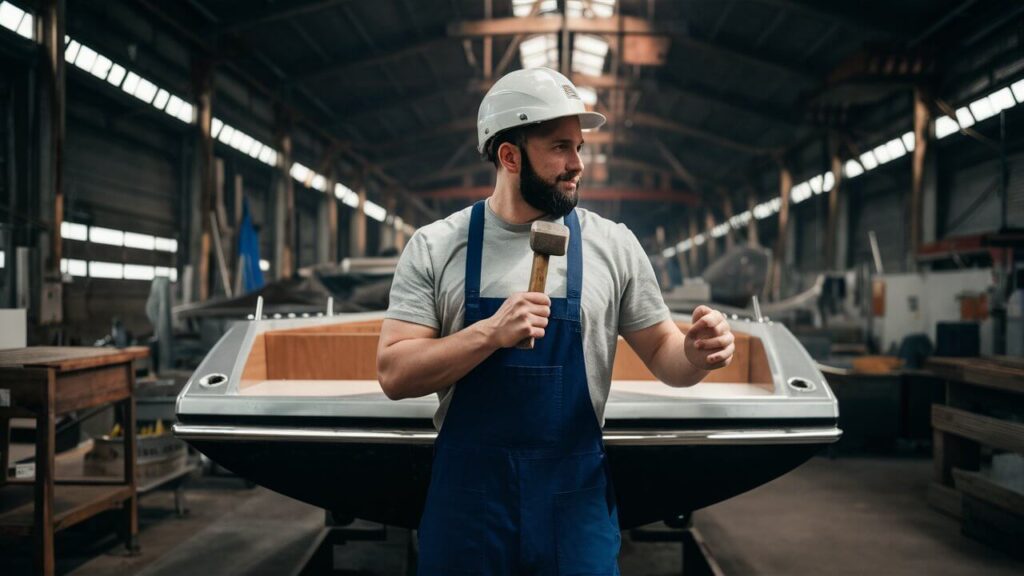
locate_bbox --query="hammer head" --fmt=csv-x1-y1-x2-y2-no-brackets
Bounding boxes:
529,221,570,256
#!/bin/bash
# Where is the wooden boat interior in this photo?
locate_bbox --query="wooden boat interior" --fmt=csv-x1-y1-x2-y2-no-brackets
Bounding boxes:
237,319,775,395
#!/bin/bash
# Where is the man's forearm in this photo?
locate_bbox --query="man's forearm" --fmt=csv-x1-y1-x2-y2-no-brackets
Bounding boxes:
648,331,708,388
378,323,499,399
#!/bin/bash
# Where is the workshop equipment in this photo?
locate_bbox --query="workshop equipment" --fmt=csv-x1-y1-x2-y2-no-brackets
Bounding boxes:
518,220,570,349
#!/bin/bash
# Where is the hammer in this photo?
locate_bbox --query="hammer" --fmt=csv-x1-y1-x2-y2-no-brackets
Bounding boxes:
517,220,570,349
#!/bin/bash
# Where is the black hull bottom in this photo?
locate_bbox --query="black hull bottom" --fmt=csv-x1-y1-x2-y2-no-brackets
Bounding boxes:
190,439,824,529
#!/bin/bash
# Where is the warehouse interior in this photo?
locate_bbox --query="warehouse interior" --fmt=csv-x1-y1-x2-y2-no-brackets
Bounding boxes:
1,0,1024,574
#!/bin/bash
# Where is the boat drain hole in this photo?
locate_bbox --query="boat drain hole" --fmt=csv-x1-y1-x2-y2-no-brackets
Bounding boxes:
787,377,814,391
199,373,228,387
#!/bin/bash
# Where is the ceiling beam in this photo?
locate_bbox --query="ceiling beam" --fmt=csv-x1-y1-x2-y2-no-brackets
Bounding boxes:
631,112,773,155
289,37,451,84
218,0,359,34
747,0,900,38
416,185,699,205
448,16,816,82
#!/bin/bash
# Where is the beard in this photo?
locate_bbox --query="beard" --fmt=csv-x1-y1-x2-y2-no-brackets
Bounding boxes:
519,148,580,218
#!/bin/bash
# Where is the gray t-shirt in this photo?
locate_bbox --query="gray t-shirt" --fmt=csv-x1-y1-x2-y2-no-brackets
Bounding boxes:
385,200,671,429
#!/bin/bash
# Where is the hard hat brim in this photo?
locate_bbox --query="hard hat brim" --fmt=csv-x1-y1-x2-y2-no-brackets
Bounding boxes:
578,111,607,130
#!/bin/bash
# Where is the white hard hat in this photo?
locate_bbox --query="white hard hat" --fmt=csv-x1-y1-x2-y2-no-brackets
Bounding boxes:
477,67,607,155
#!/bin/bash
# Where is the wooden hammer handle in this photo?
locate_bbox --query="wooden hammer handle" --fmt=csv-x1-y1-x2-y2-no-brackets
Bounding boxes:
517,252,550,349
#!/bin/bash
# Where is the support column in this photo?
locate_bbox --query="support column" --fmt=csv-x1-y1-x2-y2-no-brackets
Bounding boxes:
350,179,367,258
826,133,844,270
189,58,214,301
912,87,933,267
771,163,793,301
483,0,493,79
380,196,397,254
676,227,690,279
688,213,699,273
35,0,66,325
318,174,338,264
721,189,735,252
272,112,294,280
746,187,760,247
704,209,717,262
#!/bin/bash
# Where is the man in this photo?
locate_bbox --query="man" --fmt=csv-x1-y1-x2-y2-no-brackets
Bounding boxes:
377,67,734,575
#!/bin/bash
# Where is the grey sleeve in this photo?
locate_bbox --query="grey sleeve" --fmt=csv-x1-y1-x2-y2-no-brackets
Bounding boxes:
384,231,440,329
617,226,672,334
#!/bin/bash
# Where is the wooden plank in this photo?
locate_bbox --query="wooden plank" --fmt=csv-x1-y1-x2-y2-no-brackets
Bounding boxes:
0,346,147,372
927,481,962,519
0,484,133,536
953,468,1024,517
961,494,1024,559
925,356,1024,395
55,364,131,415
240,332,268,383
932,404,1024,453
264,334,380,380
612,325,754,385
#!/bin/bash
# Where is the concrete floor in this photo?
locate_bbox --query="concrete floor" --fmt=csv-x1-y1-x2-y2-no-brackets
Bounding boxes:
1,455,1021,575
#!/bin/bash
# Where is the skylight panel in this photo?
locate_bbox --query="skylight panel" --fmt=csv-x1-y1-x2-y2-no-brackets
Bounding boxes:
885,138,906,160
808,174,824,194
64,39,80,62
132,77,158,104
901,131,915,152
844,160,864,178
176,101,194,123
859,151,878,170
934,116,959,139
154,237,178,253
968,95,996,122
123,231,155,250
989,87,1015,112
89,226,123,246
0,2,26,32
123,264,155,281
217,123,235,145
89,261,123,279
152,89,170,110
89,53,113,80
290,163,312,184
954,106,975,128
14,9,29,38
60,221,88,241
74,44,98,71
872,143,892,164
61,258,87,276
822,171,835,192
791,182,812,204
106,63,126,87
364,200,387,222
1011,79,1024,103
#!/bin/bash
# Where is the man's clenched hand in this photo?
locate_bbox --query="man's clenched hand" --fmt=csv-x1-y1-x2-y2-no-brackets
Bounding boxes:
683,305,734,371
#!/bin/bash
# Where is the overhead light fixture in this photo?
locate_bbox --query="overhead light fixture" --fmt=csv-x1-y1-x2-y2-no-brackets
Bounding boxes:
152,88,170,110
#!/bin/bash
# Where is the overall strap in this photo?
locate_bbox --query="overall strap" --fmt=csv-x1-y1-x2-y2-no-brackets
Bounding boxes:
464,200,486,323
565,209,583,322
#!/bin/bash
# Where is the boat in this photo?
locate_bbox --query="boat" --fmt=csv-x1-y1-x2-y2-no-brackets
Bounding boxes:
174,308,840,529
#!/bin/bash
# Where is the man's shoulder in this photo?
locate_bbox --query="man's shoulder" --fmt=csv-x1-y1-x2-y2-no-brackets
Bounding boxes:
409,206,473,249
576,207,634,243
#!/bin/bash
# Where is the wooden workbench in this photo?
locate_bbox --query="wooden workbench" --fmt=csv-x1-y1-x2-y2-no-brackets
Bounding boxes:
925,356,1024,558
0,346,147,576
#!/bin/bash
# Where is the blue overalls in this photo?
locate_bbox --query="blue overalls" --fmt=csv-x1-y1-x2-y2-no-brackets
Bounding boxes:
418,201,621,575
